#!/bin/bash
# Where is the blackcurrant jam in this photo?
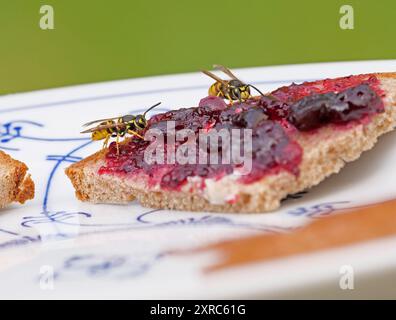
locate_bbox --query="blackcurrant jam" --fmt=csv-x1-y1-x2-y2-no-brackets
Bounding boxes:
99,75,384,190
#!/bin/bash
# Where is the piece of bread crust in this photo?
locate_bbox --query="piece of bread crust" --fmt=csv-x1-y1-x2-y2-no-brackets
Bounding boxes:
0,150,35,208
65,73,396,213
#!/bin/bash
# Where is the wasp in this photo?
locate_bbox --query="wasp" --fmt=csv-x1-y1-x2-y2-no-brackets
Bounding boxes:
202,64,266,104
81,102,161,154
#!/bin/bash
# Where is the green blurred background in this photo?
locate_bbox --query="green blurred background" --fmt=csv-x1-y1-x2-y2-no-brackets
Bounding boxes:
1,0,395,95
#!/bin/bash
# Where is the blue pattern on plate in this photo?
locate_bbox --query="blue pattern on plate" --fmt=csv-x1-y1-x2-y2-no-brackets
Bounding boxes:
0,77,351,256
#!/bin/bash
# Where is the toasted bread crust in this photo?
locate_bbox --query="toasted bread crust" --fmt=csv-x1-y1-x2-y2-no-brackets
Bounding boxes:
0,150,35,208
65,73,396,213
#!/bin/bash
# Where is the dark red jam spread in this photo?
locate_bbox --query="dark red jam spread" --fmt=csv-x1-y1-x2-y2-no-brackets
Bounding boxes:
99,75,385,191
287,84,383,130
271,74,384,103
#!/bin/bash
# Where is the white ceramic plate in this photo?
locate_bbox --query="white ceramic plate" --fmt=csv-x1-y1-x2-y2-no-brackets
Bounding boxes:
1,60,396,299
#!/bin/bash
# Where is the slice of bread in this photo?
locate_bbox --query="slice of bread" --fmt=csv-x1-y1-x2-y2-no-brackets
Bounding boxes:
65,73,396,213
0,150,34,208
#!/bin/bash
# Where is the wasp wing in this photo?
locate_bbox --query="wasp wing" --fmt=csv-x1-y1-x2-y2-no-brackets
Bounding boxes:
80,122,126,134
82,116,121,127
201,69,227,85
213,64,239,80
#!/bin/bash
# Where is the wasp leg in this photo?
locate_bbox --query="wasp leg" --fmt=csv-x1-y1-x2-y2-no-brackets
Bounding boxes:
235,89,242,104
102,135,111,150
115,132,120,156
127,129,144,139
226,93,234,105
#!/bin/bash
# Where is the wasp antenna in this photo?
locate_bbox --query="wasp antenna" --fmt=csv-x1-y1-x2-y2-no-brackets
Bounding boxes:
248,84,279,101
248,84,266,97
143,102,161,116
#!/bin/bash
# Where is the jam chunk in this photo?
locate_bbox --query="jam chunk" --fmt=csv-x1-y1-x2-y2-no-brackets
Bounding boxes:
288,84,384,131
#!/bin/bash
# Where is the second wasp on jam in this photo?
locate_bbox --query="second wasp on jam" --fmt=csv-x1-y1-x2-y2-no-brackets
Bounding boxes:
202,64,265,104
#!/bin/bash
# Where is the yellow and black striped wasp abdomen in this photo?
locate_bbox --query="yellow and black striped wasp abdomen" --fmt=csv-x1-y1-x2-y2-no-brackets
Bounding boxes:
91,120,117,141
208,81,224,98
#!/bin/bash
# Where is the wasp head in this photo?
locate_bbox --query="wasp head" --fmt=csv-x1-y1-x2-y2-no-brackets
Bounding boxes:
134,115,148,130
238,86,251,101
229,80,251,101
